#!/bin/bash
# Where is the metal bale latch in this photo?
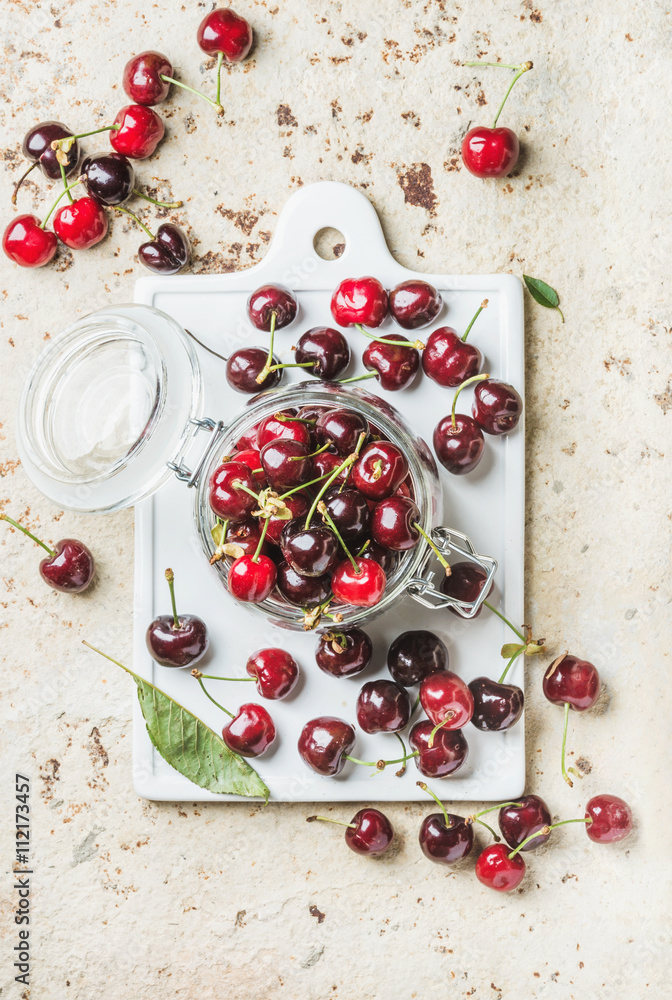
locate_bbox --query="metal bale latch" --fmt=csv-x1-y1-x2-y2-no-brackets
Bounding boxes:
406,527,498,619
167,417,225,488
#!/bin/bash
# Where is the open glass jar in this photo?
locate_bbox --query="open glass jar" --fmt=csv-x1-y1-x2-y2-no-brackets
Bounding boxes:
18,304,496,630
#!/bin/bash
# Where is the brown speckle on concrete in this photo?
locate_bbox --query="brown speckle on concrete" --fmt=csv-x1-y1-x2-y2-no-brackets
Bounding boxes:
276,104,298,127
397,162,437,215
309,904,326,923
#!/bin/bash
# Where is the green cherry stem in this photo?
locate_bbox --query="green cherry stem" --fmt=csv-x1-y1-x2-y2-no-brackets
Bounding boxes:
354,323,425,350
52,125,120,156
344,751,418,771
304,432,366,529
293,442,331,461
191,670,234,718
508,817,590,859
252,516,271,563
412,522,451,576
164,568,180,629
215,52,224,107
266,361,314,374
197,673,254,682
59,162,74,204
416,781,451,827
498,646,525,684
256,311,277,384
133,188,183,209
467,802,522,823
0,513,54,556
279,470,332,499
355,538,371,558
160,74,224,114
427,717,453,749
561,701,582,788
451,373,490,431
40,178,82,228
338,371,378,385
113,206,155,240
483,600,526,643
491,61,533,127
473,817,501,840
461,299,488,342
318,502,358,571
306,815,356,828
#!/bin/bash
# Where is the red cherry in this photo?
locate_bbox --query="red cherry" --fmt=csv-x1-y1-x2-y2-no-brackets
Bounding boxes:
344,808,394,856
331,557,386,607
542,654,600,711
315,408,368,455
472,379,523,435
475,843,526,892
209,462,258,520
1,514,94,592
441,560,493,618
3,215,57,268
228,553,277,603
462,126,519,178
146,569,208,669
330,276,388,328
433,414,484,475
247,284,297,331
389,279,442,330
419,670,474,729
257,412,311,449
313,451,351,485
422,328,482,388
315,627,373,678
409,721,469,778
109,104,165,159
216,518,269,559
298,716,356,776
370,495,420,551
231,448,266,485
351,441,408,500
585,794,633,844
122,51,173,106
222,702,276,757
197,7,253,61
236,423,262,450
245,647,299,700
498,795,552,852
362,334,420,391
265,494,308,545
53,197,108,250
356,679,411,734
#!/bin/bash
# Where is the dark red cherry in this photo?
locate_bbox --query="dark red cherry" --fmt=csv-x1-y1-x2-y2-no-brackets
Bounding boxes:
441,561,493,617
330,276,388,328
227,553,277,603
362,335,420,391
472,379,523,435
110,104,164,159
246,647,299,700
231,448,265,485
226,348,281,393
220,518,269,558
257,412,311,448
351,441,408,501
295,327,350,380
433,414,484,475
313,451,352,485
344,809,394,856
297,404,329,424
323,487,370,542
21,121,80,181
138,223,190,275
247,284,297,331
469,677,524,732
315,409,368,455
387,630,447,686
331,557,386,607
585,794,633,844
542,654,600,711
197,7,253,61
123,51,173,106
462,126,519,179
80,152,134,206
222,702,276,757
236,424,262,450
422,328,482,388
409,721,469,778
370,496,420,551
475,843,526,892
356,679,411,734
260,439,311,490
315,627,373,678
282,525,338,577
265,494,308,545
499,795,552,852
419,811,473,865
209,462,258,520
53,197,108,251
3,215,57,268
276,562,331,606
420,670,474,729
40,539,95,593
359,540,396,574
389,279,442,330
145,568,208,668
298,716,356,775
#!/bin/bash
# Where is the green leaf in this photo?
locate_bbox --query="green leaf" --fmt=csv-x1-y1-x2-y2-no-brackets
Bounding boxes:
501,642,526,659
523,275,564,322
211,522,225,546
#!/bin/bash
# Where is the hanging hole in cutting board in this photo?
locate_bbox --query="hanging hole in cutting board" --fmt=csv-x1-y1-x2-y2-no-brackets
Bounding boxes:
313,227,346,261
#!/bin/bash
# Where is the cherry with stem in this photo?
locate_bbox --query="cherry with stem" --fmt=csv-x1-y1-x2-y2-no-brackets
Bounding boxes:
507,818,592,858
1,511,95,593
306,809,394,857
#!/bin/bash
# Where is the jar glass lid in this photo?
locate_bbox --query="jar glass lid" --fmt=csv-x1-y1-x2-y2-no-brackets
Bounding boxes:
17,304,203,513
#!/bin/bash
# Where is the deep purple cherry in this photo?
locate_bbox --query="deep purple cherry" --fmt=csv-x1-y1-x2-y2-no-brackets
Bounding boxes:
499,795,552,852
387,630,448,686
294,327,350,379
146,568,209,668
226,348,282,393
389,279,442,330
356,679,411,734
472,379,523,435
298,716,356,775
315,627,373,678
247,284,297,331
469,676,524,732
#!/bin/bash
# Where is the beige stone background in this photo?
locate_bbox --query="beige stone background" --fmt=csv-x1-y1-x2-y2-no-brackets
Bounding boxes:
1,0,671,997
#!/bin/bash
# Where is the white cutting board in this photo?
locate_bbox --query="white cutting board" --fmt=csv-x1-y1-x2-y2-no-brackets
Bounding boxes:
132,180,525,803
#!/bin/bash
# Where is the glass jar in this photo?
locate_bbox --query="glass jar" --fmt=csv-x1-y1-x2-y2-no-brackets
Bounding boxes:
17,304,496,630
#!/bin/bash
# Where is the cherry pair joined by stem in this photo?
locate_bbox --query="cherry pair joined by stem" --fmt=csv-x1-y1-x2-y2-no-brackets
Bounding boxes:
12,121,80,205
146,568,208,668
307,809,394,857
197,647,299,700
194,670,276,757
0,512,95,593
461,60,533,179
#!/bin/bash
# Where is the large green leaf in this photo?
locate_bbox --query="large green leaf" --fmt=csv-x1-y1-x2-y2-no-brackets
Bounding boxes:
523,274,565,322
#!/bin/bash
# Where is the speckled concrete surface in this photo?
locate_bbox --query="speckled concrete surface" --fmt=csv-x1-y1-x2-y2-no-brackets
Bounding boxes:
1,1,671,997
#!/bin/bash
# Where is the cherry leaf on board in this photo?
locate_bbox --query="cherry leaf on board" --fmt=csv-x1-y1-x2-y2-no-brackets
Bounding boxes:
523,274,564,323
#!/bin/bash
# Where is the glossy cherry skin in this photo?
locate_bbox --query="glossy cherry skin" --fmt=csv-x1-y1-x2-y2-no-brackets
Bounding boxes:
370,496,420,551
542,654,600,712
315,627,373,678
260,439,311,490
222,703,276,758
110,104,164,159
237,424,262,450
475,843,526,892
469,677,524,732
282,525,338,577
123,51,173,106
247,284,297,331
3,216,57,268
419,812,473,865
387,630,447,687
345,809,394,856
389,279,442,330
295,327,350,379
422,328,482,388
257,412,311,448
356,679,411,734
420,670,474,729
472,379,523,435
351,441,408,501
298,716,356,775
585,794,633,844
53,197,108,251
209,462,258,520
409,721,469,778
276,562,331,607
441,561,493,618
462,126,519,179
80,153,134,206
138,223,190,275
22,121,80,180
315,409,368,455
146,613,208,668
360,540,396,575
433,415,484,476
265,495,308,545
197,7,253,60
323,487,370,542
331,557,386,608
39,539,95,593
313,451,351,485
499,795,552,852
228,554,277,603
363,335,420,391
220,518,269,558
246,647,299,700
331,276,388,328
226,348,281,393
231,448,266,485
